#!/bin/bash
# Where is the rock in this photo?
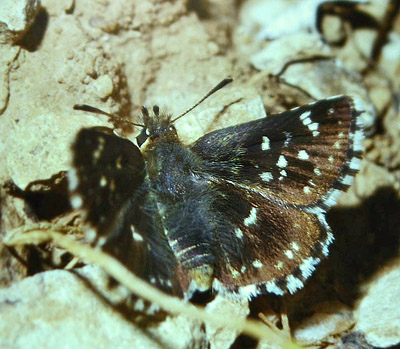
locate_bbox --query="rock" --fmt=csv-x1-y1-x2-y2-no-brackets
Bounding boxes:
0,265,204,348
205,294,250,348
0,0,40,43
293,301,354,345
6,113,110,190
355,260,400,348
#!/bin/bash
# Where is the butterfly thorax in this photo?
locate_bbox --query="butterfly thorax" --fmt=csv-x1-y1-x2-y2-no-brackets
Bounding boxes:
141,112,217,292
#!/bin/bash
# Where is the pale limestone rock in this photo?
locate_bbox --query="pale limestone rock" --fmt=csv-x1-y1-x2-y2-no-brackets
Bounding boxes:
205,294,249,349
92,75,114,100
355,260,400,348
6,113,110,190
0,266,204,349
0,0,40,43
293,301,354,345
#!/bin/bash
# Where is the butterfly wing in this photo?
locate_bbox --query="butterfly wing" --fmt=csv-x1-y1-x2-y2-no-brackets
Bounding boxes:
190,96,364,295
69,127,189,296
208,181,332,296
192,96,364,207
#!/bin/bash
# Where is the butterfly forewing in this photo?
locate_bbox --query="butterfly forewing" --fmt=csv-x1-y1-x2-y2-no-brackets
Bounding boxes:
69,127,145,238
191,96,363,207
69,127,188,296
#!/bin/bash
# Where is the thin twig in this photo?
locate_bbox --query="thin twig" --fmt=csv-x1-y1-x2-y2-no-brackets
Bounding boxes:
4,226,301,347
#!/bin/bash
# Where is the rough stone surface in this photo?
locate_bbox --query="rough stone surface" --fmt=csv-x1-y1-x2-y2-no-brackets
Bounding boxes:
205,294,250,348
0,266,203,348
7,113,110,190
0,0,40,43
293,301,354,345
355,260,400,348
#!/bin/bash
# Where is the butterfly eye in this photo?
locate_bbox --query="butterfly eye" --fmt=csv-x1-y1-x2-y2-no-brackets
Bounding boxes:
136,128,149,147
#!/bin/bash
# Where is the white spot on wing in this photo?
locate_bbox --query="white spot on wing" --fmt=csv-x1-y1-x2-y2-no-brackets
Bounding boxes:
132,233,143,242
169,238,179,249
266,280,284,296
286,275,304,294
285,250,294,259
146,303,160,315
321,232,334,256
239,284,258,298
308,122,319,131
244,207,258,226
252,260,263,268
300,256,320,279
305,206,330,232
349,157,362,170
312,131,320,137
353,129,364,151
291,242,300,251
341,175,353,186
235,227,243,239
283,132,292,147
231,269,240,278
299,111,321,135
275,261,284,270
300,111,311,121
68,169,79,191
71,195,83,209
277,155,287,168
100,176,107,187
298,150,309,160
131,225,143,242
324,188,342,207
303,186,311,194
261,136,270,150
93,137,105,162
260,172,273,182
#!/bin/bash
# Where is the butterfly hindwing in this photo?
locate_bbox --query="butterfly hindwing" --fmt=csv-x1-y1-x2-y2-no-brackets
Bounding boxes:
208,181,332,296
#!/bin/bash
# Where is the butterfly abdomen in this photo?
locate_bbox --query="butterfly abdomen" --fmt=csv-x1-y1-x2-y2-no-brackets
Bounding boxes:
144,140,218,291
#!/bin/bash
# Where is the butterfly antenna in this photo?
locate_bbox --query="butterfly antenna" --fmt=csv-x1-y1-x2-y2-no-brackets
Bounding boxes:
73,104,145,127
171,77,233,123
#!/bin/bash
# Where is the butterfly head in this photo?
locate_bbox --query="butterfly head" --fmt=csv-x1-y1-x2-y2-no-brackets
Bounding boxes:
137,105,178,147
136,78,233,148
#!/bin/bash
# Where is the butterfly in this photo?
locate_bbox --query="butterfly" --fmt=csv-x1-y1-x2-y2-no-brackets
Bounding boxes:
68,78,364,299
